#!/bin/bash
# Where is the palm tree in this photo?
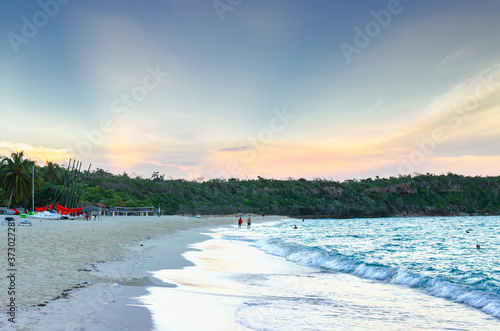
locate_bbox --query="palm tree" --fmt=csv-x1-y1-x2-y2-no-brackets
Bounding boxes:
1,151,35,208
43,160,61,183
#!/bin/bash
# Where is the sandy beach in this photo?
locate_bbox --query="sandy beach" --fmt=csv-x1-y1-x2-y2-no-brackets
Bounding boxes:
0,214,283,329
143,220,500,331
3,214,499,330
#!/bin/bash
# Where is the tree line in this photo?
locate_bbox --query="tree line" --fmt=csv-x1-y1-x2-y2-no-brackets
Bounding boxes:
1,151,499,218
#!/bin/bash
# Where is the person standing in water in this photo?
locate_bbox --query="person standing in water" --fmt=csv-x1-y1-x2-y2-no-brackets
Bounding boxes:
238,217,243,228
247,217,251,229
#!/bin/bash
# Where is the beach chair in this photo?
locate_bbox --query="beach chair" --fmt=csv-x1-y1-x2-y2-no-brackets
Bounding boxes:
2,217,15,225
18,219,32,226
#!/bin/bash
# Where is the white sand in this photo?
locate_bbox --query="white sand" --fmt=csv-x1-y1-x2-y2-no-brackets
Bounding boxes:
0,214,283,329
145,230,500,331
142,231,315,330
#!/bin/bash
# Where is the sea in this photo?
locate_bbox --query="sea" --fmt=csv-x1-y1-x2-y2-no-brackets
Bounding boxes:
143,216,500,330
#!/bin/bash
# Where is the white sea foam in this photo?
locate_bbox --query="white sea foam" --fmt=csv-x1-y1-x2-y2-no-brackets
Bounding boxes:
220,216,500,321
0,214,275,329
158,228,500,330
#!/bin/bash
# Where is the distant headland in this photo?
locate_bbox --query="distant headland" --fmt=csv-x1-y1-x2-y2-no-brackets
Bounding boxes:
2,157,497,219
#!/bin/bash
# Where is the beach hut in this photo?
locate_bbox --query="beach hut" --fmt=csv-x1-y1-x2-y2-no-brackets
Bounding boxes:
81,203,108,219
109,206,158,216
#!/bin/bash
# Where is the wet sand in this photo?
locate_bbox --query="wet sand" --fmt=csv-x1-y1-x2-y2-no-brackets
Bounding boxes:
0,214,282,329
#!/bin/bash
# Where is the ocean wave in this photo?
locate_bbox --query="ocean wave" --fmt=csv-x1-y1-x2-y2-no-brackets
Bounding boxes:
395,270,500,317
221,234,257,243
252,239,500,318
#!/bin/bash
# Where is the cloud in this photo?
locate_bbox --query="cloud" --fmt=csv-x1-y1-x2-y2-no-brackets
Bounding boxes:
212,146,255,152
384,64,500,148
202,64,500,179
72,10,174,114
436,46,472,67
0,141,72,165
143,134,198,150
364,100,385,114
410,155,500,176
5,63,498,180
35,124,70,133
204,139,390,180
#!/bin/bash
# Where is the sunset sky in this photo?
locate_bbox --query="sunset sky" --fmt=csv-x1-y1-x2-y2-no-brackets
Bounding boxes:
1,0,499,180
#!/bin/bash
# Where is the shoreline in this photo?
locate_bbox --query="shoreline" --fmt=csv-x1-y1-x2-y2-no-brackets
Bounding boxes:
140,227,311,330
2,215,499,329
140,218,500,330
297,212,500,219
0,214,285,329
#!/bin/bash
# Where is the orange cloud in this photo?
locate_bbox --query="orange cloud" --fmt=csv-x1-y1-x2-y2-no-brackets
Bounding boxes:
204,64,500,179
411,155,500,176
0,141,72,165
205,141,394,179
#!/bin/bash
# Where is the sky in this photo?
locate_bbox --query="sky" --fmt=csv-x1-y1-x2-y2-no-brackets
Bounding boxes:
1,0,499,180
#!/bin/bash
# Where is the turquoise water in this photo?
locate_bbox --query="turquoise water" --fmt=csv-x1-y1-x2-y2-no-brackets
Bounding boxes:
221,216,500,320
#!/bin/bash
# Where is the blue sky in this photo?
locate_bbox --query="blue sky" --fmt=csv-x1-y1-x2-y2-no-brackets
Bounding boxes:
1,0,499,180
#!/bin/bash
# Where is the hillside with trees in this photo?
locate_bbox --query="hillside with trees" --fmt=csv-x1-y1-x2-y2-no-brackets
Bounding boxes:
1,152,499,218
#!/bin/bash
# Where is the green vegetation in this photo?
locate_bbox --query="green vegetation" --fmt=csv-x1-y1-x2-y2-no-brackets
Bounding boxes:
0,151,37,208
1,155,498,218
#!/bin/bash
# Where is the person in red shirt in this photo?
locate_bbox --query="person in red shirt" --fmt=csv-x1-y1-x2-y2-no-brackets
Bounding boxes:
238,217,243,228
